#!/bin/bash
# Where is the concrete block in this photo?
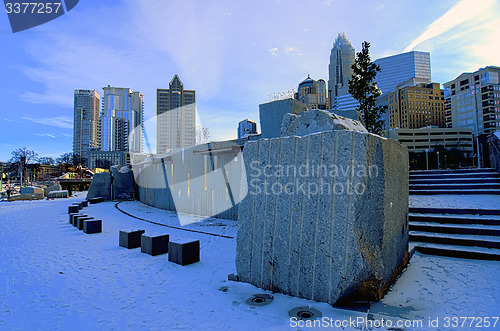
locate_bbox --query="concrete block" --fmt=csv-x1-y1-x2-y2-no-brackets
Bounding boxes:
168,239,200,265
119,230,145,249
69,213,81,224
83,219,102,234
111,165,135,200
72,214,87,227
89,197,103,204
141,234,169,256
86,172,112,201
81,200,88,208
235,128,409,305
77,217,93,230
68,205,79,214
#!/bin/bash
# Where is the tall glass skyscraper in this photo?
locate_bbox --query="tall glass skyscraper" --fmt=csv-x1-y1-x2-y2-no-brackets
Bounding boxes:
328,33,356,109
374,51,431,94
73,89,100,166
156,75,196,153
99,86,144,153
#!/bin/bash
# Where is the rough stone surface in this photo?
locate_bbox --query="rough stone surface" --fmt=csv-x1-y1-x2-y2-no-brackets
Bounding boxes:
141,234,169,256
111,165,135,200
259,98,308,139
235,129,409,305
86,173,112,201
281,109,367,137
168,239,200,266
119,230,145,249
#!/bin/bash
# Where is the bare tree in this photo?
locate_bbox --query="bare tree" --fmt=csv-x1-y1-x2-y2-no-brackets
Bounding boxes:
39,157,56,165
9,147,38,187
196,125,211,145
267,88,297,102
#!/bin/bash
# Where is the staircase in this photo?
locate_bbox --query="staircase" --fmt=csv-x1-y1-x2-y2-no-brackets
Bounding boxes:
410,168,500,195
409,168,500,260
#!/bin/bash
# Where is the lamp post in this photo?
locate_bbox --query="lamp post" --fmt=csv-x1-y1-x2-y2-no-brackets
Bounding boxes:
470,84,482,168
437,151,440,169
425,149,429,170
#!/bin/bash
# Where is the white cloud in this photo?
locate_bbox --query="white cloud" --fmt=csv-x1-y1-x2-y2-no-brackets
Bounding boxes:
22,116,73,129
34,133,57,138
404,0,496,52
269,48,279,56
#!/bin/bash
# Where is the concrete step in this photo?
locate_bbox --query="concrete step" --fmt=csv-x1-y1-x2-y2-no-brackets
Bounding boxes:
410,172,500,180
412,243,500,260
410,168,497,175
409,213,500,225
410,183,500,190
409,231,500,249
410,189,500,195
410,222,500,236
410,178,500,185
409,207,500,215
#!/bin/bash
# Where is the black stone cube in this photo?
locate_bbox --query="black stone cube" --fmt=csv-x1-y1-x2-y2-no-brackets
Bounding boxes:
71,213,85,226
141,234,169,256
83,219,102,234
72,214,87,227
69,213,80,224
77,217,93,230
81,200,88,208
68,205,79,214
119,230,145,249
168,239,200,266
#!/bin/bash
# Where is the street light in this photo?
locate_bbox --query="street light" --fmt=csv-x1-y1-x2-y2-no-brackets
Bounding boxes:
425,149,429,170
437,151,440,169
470,84,482,168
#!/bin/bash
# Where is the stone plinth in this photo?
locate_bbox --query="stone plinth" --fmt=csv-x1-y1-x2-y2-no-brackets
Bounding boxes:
68,205,79,214
119,230,145,249
141,234,169,256
235,129,409,305
168,239,200,266
69,213,81,224
83,219,102,234
77,217,93,230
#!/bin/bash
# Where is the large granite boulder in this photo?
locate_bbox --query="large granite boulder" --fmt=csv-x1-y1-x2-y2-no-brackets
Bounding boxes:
86,172,112,201
111,165,134,200
259,98,308,138
235,128,409,305
281,109,367,136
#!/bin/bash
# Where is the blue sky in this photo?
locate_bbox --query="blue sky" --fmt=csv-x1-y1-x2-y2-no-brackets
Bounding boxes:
1,0,499,161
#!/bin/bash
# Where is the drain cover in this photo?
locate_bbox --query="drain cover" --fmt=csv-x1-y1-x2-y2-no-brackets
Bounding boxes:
245,293,274,306
288,306,322,320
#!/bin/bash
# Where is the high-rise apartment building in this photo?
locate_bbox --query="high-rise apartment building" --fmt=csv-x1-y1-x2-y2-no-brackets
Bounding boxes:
387,83,445,129
295,75,328,110
444,66,500,135
99,86,144,153
237,119,258,139
328,33,356,109
157,75,196,153
374,51,431,95
73,89,100,166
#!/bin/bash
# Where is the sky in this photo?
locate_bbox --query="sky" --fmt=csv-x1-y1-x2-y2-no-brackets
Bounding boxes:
0,0,499,162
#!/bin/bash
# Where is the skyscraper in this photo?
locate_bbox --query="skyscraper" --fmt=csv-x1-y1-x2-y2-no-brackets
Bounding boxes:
296,75,328,110
374,51,431,95
156,75,196,153
328,33,356,109
99,86,144,153
444,66,500,135
73,89,100,166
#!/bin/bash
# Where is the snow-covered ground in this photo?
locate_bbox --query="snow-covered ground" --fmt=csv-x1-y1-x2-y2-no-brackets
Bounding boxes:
0,193,499,330
410,194,500,210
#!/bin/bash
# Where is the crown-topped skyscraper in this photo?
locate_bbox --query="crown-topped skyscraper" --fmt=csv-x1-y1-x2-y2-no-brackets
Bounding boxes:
327,32,356,109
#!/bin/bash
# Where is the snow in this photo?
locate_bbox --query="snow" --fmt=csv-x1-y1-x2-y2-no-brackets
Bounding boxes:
0,193,499,330
410,194,500,210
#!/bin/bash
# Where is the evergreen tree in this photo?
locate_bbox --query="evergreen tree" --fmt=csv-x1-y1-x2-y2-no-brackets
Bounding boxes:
348,41,387,135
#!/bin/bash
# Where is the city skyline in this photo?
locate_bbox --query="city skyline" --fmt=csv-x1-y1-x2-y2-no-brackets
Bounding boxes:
1,0,499,161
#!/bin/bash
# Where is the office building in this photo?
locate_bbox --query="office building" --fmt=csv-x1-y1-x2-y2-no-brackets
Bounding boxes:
295,75,328,110
238,119,258,139
73,89,100,166
99,86,144,153
374,51,431,94
387,127,473,153
157,75,196,153
387,83,445,129
444,66,500,135
328,33,356,109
